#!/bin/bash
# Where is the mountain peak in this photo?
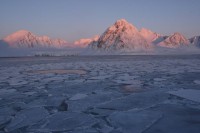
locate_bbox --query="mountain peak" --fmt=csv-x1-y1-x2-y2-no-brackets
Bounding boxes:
172,32,184,37
3,30,34,45
9,30,33,38
169,32,188,42
114,19,129,25
113,19,137,31
105,19,137,34
15,30,31,34
89,19,151,51
158,32,189,48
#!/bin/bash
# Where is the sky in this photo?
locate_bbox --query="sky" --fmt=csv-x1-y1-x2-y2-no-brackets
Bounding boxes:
0,0,200,42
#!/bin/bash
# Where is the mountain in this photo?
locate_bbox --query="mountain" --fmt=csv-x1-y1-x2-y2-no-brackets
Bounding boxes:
139,28,161,43
74,35,99,48
189,36,200,47
2,30,68,48
158,32,190,48
89,19,151,51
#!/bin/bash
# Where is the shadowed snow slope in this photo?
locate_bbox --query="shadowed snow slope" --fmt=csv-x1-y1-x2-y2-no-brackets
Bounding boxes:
190,36,200,47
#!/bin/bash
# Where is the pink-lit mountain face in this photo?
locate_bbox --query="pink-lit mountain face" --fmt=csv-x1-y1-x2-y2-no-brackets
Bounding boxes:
158,32,190,48
3,30,68,48
74,35,99,48
139,28,161,43
89,19,152,51
1,19,199,52
89,19,195,51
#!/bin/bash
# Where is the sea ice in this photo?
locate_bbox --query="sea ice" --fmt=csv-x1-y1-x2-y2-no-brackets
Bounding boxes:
0,55,200,132
69,93,88,101
30,69,87,75
39,112,96,132
108,110,162,133
168,89,200,103
154,78,166,82
5,107,48,132
0,89,16,95
194,80,200,85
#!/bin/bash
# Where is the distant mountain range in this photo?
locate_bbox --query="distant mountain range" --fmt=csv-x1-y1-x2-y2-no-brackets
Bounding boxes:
1,30,99,49
89,19,199,52
0,19,200,54
2,30,69,48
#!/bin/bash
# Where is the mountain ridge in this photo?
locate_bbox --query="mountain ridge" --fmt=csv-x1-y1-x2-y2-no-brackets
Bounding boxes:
2,30,69,48
89,19,196,52
1,19,200,53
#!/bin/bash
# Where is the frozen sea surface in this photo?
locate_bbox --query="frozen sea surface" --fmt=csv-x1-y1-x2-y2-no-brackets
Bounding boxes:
0,55,200,133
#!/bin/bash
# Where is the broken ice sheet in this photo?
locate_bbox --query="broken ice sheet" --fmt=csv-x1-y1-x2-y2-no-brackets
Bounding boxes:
113,78,142,86
194,80,200,85
89,75,111,80
68,92,121,112
22,91,36,96
0,116,11,129
39,112,96,132
69,93,88,101
153,78,166,82
168,89,200,103
97,91,168,111
108,110,162,133
144,104,200,133
0,55,200,132
8,79,28,86
121,84,144,93
0,89,16,95
5,107,48,132
29,69,87,75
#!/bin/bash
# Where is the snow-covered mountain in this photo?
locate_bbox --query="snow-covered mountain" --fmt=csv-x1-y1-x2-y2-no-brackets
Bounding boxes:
139,28,161,43
74,35,99,48
158,32,190,48
1,20,199,56
189,36,200,47
2,30,68,48
89,19,152,51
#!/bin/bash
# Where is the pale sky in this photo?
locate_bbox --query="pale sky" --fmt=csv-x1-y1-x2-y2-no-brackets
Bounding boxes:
0,0,200,42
